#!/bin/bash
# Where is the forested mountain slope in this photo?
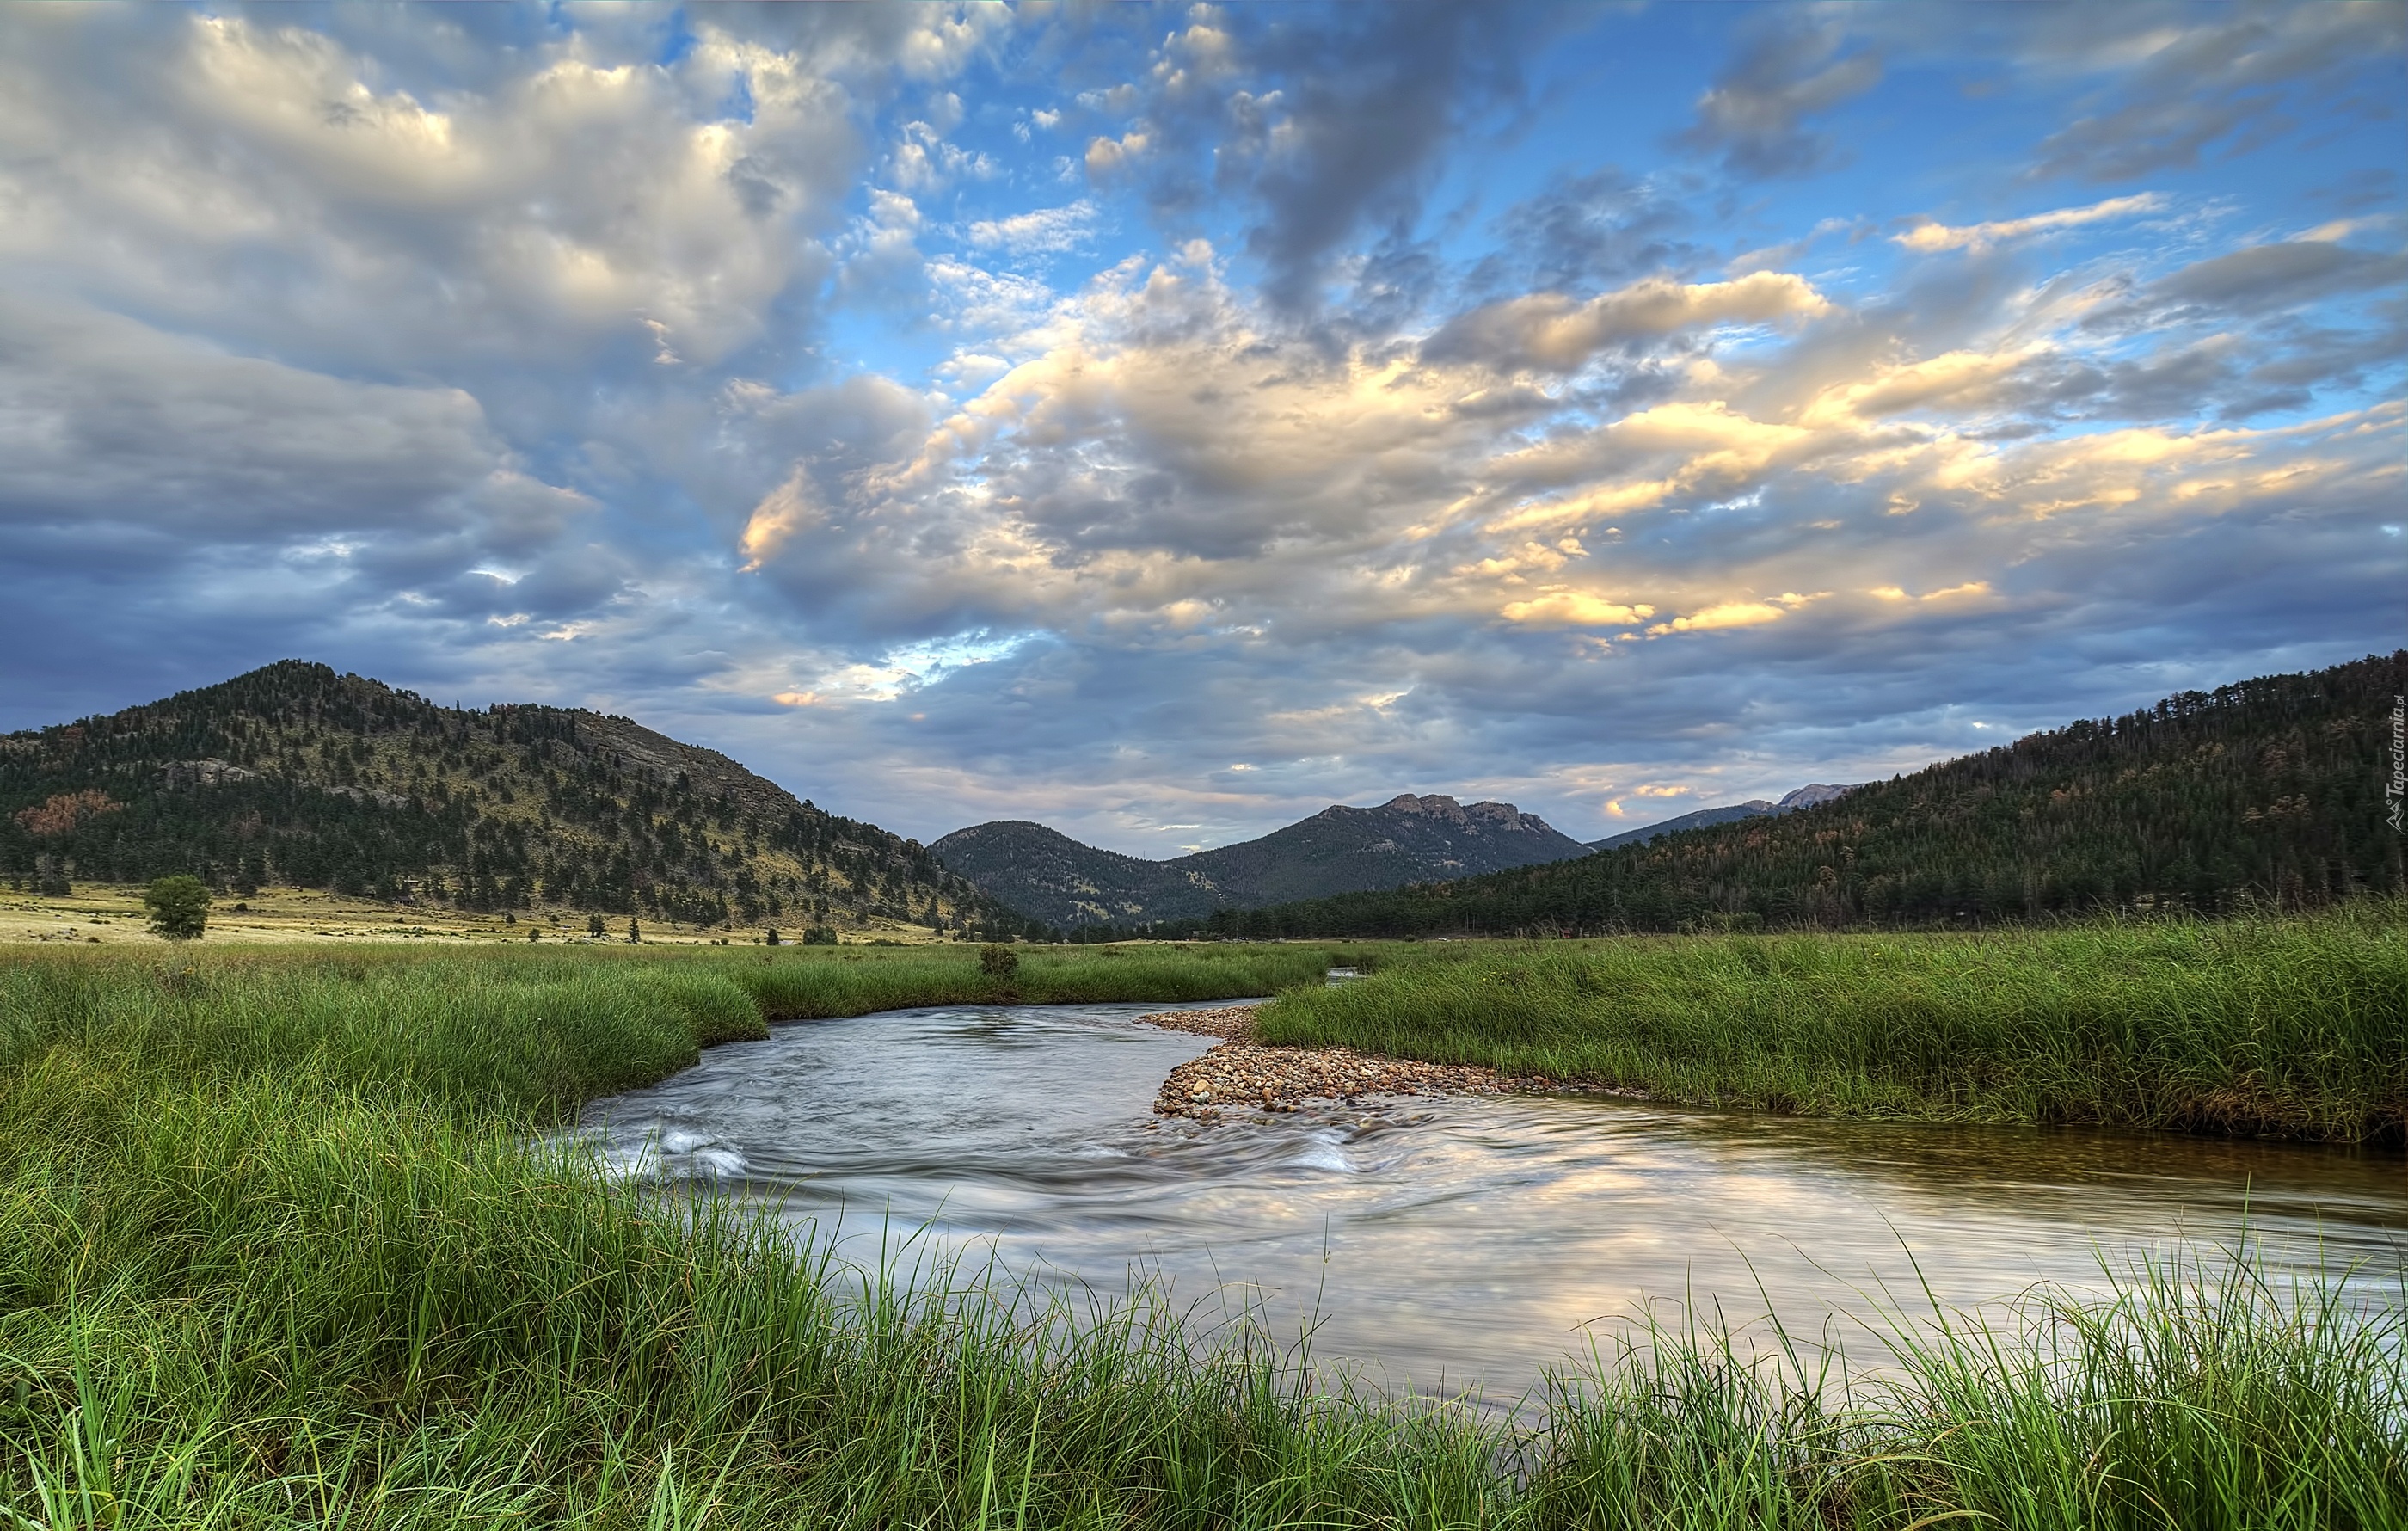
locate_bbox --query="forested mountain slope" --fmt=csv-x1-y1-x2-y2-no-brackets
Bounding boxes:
0,661,1033,938
1203,652,2407,938
936,793,1589,928
1585,784,1864,851
926,820,1226,927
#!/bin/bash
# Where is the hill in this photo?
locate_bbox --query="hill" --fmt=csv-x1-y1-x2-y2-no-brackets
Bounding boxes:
1196,651,2407,938
0,661,1035,940
925,821,1225,927
934,793,1590,928
1586,784,1865,851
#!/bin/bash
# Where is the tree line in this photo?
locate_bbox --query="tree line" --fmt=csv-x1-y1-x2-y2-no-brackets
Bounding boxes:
1181,652,2407,938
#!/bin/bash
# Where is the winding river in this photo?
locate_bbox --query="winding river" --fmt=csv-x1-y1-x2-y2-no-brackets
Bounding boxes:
574,999,2408,1399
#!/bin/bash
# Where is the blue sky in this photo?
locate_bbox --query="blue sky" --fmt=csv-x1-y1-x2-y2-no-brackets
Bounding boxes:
0,2,2399,852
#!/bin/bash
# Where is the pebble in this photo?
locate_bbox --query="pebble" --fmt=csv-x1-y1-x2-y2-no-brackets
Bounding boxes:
1134,1005,1644,1121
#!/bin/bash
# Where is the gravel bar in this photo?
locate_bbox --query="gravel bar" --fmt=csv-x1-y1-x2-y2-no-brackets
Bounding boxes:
1136,1005,1643,1122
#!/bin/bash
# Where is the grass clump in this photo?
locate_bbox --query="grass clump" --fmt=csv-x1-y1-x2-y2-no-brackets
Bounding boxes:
1526,1248,2406,1529
1258,905,2408,1141
0,936,2400,1526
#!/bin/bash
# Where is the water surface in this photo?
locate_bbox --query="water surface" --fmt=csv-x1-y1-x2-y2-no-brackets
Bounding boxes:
575,1000,2408,1397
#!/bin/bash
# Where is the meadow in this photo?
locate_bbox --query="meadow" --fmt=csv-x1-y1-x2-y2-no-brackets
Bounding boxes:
1,930,2402,1527
1263,905,2408,1142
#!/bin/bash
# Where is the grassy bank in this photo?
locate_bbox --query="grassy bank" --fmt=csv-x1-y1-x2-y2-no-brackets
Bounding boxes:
0,941,1331,1116
2,939,2402,1527
1260,906,2408,1142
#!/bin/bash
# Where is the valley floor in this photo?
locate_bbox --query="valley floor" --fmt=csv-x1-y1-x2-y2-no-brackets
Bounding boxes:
1,925,2400,1527
0,882,961,946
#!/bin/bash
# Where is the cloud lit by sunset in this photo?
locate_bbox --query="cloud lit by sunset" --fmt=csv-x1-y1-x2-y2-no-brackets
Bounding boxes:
0,2,2398,852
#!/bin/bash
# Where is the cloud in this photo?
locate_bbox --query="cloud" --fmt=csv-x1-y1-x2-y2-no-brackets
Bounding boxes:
0,297,505,539
1895,193,2165,253
0,2,2397,863
1424,272,1831,372
728,212,2402,847
738,469,825,571
2023,3,2406,181
1084,1,1549,317
1643,596,1815,636
0,8,875,381
1472,169,1701,295
1675,12,1881,178
2147,238,2408,314
966,200,1099,257
1498,593,1655,628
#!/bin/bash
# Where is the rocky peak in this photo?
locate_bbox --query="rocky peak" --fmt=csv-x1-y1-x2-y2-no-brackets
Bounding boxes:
1777,783,1862,810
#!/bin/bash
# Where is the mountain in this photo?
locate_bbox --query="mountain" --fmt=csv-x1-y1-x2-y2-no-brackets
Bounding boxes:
1196,651,2407,938
934,793,1591,928
0,661,1034,938
1588,784,1867,850
1589,802,1776,851
924,821,1225,927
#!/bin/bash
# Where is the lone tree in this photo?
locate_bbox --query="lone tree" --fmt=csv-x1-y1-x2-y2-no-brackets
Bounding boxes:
144,875,212,941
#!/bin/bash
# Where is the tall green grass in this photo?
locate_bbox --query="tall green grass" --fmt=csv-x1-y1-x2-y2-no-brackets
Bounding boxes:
1260,906,2408,1141
0,941,1329,1119
1,936,2401,1527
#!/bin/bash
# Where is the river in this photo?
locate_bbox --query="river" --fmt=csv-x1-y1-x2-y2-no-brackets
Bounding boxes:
572,999,2408,1399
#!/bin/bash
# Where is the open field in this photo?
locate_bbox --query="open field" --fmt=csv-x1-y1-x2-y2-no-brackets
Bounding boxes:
1261,905,2408,1143
2,931,2403,1527
0,883,963,947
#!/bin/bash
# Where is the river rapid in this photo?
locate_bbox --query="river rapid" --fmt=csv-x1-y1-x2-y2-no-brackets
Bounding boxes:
573,999,2408,1399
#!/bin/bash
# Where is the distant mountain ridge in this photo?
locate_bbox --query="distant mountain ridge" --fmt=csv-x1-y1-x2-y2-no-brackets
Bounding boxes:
0,661,1032,938
1588,784,1866,851
933,792,1589,928
1197,651,2408,938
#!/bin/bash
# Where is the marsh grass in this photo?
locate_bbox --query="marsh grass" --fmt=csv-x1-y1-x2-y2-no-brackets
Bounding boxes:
1,936,2401,1527
1259,905,2408,1141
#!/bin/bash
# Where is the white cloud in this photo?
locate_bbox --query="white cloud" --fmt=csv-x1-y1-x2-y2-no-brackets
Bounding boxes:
966,200,1098,257
1425,272,1831,372
1895,193,2165,253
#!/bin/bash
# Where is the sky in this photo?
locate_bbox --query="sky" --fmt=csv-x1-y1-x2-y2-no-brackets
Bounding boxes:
0,2,2401,855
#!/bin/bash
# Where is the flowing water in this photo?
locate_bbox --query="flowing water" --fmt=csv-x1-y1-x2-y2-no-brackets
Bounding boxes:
574,999,2408,1399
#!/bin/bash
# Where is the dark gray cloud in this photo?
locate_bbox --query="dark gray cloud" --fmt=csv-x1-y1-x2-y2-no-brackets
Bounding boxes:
2073,237,2408,407
1467,169,1701,298
0,298,503,538
2151,240,2408,313
1087,1,1551,318
1240,2,1535,311
1673,13,1881,179
2025,3,2405,181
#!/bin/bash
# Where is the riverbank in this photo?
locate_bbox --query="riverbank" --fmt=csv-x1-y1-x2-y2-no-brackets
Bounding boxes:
1259,905,2408,1142
1140,1004,1643,1119
3,938,2402,1526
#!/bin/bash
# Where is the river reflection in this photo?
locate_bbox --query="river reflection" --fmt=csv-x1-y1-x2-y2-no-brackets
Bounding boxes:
573,1000,2408,1398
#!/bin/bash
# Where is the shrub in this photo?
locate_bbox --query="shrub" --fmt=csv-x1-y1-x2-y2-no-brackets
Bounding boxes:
979,942,1020,977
